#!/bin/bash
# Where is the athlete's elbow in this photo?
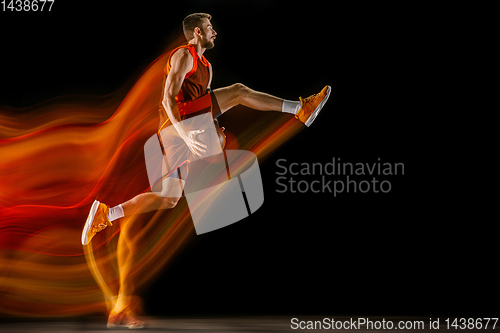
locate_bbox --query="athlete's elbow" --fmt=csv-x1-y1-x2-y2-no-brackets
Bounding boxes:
162,96,177,114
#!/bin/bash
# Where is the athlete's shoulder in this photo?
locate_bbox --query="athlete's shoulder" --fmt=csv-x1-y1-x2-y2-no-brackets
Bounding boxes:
167,47,193,73
172,47,191,59
171,48,193,67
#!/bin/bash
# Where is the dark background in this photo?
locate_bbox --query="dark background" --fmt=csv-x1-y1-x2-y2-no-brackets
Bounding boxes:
1,0,496,319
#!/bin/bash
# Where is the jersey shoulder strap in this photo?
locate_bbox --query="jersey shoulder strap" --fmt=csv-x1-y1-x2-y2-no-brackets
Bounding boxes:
165,44,208,79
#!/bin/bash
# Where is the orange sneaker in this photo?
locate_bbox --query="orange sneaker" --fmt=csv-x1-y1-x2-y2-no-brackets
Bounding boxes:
107,310,147,329
107,299,146,330
295,85,331,127
81,200,112,245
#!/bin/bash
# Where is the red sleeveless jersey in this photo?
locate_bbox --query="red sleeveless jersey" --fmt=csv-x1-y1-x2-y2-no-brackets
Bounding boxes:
164,44,211,104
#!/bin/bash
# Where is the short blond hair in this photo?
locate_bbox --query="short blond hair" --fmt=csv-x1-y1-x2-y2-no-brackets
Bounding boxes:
182,13,212,40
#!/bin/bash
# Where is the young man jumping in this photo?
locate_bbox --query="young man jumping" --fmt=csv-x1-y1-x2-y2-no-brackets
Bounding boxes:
81,13,330,329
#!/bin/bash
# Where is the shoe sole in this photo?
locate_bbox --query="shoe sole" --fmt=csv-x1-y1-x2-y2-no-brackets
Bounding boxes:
81,200,100,245
304,85,331,127
107,323,146,330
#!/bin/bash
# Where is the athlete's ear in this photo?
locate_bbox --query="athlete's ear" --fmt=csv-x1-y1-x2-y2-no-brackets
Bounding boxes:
194,27,201,37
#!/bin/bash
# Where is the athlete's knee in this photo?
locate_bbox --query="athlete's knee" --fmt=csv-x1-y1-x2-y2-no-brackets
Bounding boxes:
161,197,181,209
158,177,184,198
232,83,250,99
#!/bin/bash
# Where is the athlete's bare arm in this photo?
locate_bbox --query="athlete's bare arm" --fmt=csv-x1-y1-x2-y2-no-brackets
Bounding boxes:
161,48,207,156
161,49,191,124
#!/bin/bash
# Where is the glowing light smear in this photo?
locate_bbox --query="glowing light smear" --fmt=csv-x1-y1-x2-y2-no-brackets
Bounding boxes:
0,36,305,317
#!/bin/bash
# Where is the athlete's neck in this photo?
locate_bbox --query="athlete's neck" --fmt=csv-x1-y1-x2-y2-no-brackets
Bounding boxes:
188,40,206,59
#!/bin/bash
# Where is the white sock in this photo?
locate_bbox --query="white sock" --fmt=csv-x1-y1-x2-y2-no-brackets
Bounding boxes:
108,204,124,222
282,99,301,115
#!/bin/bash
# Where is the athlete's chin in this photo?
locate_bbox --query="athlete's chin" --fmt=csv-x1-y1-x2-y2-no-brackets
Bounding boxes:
202,40,215,50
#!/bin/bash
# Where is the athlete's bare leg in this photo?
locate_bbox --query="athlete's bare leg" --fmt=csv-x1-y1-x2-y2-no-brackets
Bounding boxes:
113,221,135,314
213,83,283,113
121,192,179,215
112,177,183,314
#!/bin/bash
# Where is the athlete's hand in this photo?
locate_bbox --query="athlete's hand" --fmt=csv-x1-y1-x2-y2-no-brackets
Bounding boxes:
180,129,207,157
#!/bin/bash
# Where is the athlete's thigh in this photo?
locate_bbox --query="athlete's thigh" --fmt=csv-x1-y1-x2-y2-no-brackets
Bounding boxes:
158,162,185,198
212,84,240,113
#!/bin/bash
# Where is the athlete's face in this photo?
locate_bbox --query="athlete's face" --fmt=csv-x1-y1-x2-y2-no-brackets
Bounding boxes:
198,19,217,49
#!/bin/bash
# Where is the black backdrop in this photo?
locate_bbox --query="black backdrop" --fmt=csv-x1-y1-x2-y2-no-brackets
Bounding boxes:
1,0,497,319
